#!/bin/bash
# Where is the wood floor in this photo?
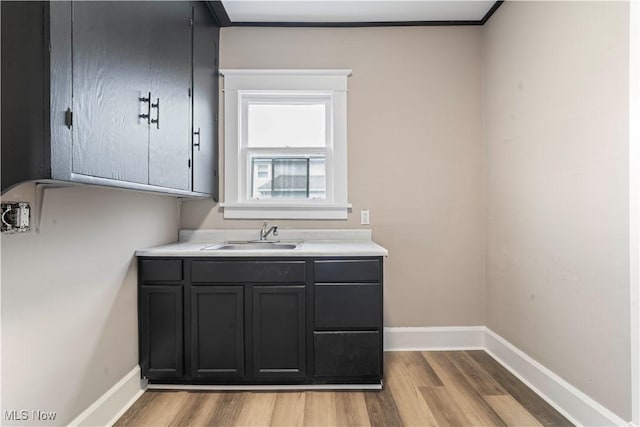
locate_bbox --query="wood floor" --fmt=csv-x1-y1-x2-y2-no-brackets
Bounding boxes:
115,351,573,427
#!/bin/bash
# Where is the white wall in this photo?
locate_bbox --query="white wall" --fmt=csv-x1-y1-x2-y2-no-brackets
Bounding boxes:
483,1,631,420
0,183,179,425
630,1,640,424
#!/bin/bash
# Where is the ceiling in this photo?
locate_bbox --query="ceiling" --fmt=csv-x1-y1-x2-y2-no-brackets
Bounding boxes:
219,1,501,25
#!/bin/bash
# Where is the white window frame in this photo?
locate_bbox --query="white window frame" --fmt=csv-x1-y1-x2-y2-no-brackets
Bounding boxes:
220,69,352,219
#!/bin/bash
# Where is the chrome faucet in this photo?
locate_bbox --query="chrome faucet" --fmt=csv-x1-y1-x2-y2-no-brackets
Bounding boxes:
259,220,279,241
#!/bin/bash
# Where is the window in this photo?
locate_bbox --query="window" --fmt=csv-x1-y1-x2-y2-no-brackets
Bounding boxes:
220,70,351,219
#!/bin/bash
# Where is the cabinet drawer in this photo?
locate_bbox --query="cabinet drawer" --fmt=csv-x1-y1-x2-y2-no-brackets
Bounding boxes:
140,259,183,282
314,260,380,283
314,331,380,377
191,261,305,283
315,284,380,329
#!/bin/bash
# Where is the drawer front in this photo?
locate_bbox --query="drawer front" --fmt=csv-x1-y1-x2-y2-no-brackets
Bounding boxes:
140,259,183,282
191,260,305,283
314,331,380,377
315,284,380,329
314,259,380,283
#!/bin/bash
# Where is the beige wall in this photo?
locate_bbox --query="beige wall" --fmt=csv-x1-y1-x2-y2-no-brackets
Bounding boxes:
181,26,486,327
483,1,630,419
1,183,179,425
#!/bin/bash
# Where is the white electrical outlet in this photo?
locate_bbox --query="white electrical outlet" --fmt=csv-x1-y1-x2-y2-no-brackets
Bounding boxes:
360,210,370,225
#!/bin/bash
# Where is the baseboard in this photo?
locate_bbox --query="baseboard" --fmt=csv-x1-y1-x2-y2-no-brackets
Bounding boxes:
383,326,485,351
68,366,146,427
483,328,628,427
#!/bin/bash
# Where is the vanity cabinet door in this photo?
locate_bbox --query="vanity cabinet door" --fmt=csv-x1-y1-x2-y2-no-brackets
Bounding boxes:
140,285,184,379
190,286,245,379
252,285,306,378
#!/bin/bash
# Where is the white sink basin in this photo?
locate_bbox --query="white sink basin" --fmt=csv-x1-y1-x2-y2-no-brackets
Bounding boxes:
201,241,301,251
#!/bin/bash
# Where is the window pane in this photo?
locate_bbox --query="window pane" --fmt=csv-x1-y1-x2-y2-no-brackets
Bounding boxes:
309,158,326,199
272,159,308,198
248,104,326,148
251,158,272,199
251,156,326,200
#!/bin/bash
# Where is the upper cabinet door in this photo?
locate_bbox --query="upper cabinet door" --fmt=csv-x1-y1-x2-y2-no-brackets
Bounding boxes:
192,2,220,197
71,2,151,184
148,1,192,191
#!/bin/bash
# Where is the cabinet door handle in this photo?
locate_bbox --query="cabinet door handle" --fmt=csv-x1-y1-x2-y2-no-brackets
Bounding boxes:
151,98,160,129
139,92,151,123
193,128,201,151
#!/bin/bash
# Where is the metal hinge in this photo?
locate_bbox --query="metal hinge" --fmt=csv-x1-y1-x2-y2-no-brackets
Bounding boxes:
190,18,193,26
65,108,73,129
188,159,191,168
188,88,192,97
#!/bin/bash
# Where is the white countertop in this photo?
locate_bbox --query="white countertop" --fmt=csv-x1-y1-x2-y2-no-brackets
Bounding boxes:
136,229,388,257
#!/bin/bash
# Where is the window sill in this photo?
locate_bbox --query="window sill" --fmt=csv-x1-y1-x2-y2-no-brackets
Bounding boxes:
220,202,352,220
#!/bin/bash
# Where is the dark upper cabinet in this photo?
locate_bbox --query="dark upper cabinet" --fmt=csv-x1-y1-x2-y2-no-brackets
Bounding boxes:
192,2,219,198
148,1,192,191
1,1,219,197
1,1,72,192
72,2,152,185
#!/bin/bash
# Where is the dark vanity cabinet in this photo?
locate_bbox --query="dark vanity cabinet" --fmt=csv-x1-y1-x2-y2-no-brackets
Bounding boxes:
313,260,382,379
1,1,220,198
138,257,384,385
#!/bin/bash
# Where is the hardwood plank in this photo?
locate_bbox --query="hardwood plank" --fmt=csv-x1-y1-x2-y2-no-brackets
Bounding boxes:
234,392,276,426
113,391,161,426
206,392,245,426
385,352,437,426
423,352,507,427
420,386,472,427
270,392,306,426
138,391,188,426
177,392,224,427
448,351,508,396
303,392,337,426
485,395,543,427
168,392,218,426
335,392,371,427
389,351,443,387
363,387,405,427
467,351,573,427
